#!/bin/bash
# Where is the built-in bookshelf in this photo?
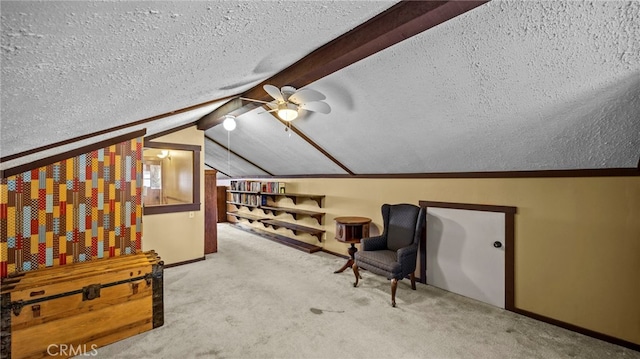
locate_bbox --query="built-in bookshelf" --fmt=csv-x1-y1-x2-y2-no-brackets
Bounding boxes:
226,180,325,243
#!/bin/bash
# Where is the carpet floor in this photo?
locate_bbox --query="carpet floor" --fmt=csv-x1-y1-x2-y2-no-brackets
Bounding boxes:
94,223,639,358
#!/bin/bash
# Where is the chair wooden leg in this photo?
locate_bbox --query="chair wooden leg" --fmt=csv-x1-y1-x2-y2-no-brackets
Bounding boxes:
410,272,416,290
391,278,398,307
353,263,360,287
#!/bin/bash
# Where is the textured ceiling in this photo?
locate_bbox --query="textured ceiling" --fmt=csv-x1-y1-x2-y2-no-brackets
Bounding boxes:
293,0,640,173
1,0,395,168
206,0,640,176
2,1,639,175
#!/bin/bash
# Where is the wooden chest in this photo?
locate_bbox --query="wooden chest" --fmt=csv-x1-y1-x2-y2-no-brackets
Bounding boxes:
0,251,164,359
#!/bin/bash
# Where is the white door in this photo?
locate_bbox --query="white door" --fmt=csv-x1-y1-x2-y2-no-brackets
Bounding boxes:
426,207,505,308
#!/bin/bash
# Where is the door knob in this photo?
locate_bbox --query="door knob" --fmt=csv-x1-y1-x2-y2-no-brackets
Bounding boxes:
493,241,502,248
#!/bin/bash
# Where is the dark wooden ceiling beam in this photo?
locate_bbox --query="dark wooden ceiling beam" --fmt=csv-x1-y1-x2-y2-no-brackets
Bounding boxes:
196,0,488,130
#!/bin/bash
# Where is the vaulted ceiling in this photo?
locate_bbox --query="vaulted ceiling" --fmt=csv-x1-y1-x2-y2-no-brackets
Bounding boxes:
2,1,638,177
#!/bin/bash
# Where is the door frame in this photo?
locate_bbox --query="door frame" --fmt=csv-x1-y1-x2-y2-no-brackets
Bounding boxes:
204,170,218,254
418,200,517,310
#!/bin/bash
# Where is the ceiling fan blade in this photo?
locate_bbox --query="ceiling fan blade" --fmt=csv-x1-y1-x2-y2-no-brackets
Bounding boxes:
257,103,280,114
289,89,326,105
299,101,331,114
239,97,271,104
263,84,283,101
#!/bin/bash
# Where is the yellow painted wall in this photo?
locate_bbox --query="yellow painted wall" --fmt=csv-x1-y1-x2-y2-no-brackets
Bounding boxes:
143,127,204,265
225,176,640,344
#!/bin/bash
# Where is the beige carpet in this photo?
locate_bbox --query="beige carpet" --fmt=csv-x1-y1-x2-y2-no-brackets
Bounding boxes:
94,223,639,358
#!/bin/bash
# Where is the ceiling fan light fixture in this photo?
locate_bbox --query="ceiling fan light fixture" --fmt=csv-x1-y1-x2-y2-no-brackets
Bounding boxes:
277,103,298,121
222,115,237,131
248,84,329,121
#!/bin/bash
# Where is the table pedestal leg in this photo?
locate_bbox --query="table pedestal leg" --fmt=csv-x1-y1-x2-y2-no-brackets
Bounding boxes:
334,244,358,274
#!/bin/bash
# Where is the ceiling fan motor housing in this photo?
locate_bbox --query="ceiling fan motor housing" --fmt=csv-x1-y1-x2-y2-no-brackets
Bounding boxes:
280,86,297,101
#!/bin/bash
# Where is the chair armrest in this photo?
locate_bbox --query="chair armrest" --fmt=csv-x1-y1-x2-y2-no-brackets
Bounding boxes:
360,235,387,251
397,244,418,261
397,244,419,277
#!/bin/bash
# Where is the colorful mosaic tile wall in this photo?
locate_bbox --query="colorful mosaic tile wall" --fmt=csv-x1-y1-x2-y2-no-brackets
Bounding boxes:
0,138,143,278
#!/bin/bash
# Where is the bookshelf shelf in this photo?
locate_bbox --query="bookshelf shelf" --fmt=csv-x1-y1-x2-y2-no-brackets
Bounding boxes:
226,211,267,223
226,201,259,210
260,205,324,223
261,219,325,242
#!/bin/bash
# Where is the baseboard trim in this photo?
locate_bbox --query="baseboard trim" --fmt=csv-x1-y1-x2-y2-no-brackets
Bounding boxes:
164,256,206,269
321,248,349,259
511,307,640,352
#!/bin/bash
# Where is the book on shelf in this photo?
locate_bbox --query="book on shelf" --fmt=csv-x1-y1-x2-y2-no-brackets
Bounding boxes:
230,180,261,192
261,181,280,194
230,192,260,206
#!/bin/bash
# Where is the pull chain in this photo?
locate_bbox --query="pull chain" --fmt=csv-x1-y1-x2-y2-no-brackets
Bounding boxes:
227,130,231,175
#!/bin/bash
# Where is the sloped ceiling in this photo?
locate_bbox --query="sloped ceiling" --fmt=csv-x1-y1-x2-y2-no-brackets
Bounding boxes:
1,0,395,169
2,1,639,176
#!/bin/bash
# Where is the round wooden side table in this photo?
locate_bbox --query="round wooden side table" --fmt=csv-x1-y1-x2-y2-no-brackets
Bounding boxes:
333,216,371,274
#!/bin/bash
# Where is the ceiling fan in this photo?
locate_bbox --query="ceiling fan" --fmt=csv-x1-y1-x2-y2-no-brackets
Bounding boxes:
241,85,331,122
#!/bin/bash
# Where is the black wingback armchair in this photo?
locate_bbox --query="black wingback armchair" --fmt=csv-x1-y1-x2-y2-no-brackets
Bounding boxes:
353,203,426,307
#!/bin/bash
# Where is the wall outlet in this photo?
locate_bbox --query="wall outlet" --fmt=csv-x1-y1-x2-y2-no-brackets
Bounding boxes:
188,211,195,218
